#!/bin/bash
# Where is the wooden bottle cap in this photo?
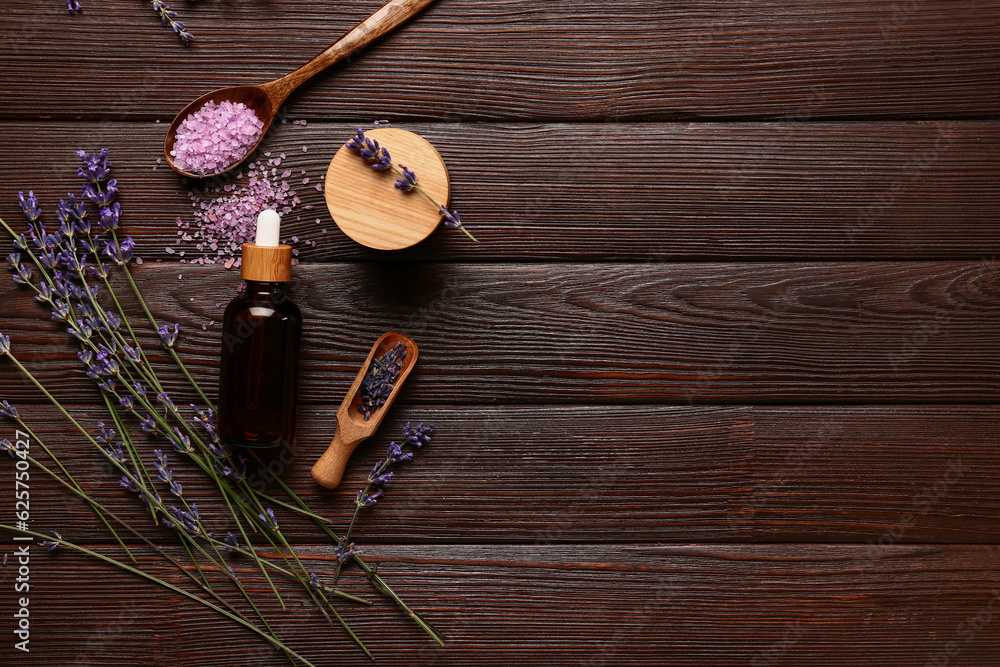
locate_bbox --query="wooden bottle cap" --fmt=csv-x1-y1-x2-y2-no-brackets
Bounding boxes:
324,127,450,250
241,243,292,282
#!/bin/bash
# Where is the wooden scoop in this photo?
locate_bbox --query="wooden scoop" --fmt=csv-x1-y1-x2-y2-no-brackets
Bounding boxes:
311,332,418,489
164,0,438,179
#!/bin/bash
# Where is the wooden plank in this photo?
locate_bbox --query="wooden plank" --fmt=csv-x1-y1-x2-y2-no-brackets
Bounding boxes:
2,1,999,120
2,542,999,664
2,121,999,261
0,261,997,404
1,404,997,543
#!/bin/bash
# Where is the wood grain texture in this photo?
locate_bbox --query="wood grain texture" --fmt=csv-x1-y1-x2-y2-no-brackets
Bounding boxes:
2,542,999,665
2,404,997,544
1,121,998,261
1,1,999,121
1,261,997,405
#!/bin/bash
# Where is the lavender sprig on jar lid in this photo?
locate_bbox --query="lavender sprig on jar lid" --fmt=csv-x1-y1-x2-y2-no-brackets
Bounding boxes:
358,342,407,420
343,128,479,242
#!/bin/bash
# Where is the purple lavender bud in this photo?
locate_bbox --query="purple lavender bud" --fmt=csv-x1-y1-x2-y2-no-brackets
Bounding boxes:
308,573,321,589
440,206,462,228
394,165,418,192
41,530,63,552
12,263,33,286
0,333,10,356
132,382,147,400
0,400,18,420
157,392,176,412
386,441,412,464
158,322,180,348
119,395,134,411
120,475,141,493
75,148,111,183
95,422,116,444
98,203,120,231
357,488,383,507
402,422,434,448
139,413,156,433
334,537,358,563
224,532,239,551
1,439,15,458
17,191,41,222
167,426,191,454
258,508,279,530
368,462,393,486
345,128,366,150
358,343,406,420
67,0,82,13
34,282,53,305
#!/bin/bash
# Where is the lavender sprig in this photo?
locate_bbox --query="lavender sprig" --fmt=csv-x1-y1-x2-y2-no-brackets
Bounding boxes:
344,128,479,242
66,0,81,14
337,423,434,578
151,0,193,46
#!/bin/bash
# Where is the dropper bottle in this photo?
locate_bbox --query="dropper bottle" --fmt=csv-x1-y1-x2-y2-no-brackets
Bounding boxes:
218,209,302,450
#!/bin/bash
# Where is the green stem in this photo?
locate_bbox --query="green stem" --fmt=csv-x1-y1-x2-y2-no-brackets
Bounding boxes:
4,360,134,561
389,166,479,243
0,524,316,667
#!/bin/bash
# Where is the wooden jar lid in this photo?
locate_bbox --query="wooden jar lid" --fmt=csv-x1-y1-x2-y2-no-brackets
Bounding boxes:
324,127,450,250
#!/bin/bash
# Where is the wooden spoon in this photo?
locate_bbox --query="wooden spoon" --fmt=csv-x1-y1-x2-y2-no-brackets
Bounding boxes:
311,332,418,489
164,0,438,179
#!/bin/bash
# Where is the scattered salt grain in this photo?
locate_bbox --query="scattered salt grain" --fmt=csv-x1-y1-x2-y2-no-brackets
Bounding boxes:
302,146,308,152
170,100,264,176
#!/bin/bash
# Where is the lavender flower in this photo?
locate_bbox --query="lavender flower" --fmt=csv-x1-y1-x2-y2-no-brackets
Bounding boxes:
81,180,118,208
440,206,462,228
40,530,63,551
76,149,110,183
222,532,239,553
0,400,15,420
0,333,10,356
153,449,183,496
385,441,413,464
2,439,16,458
157,392,177,413
164,504,200,535
308,573,322,589
358,343,406,420
17,192,41,222
258,508,279,530
368,462,393,486
158,322,180,348
103,236,135,265
344,128,367,150
139,413,156,433
345,128,392,170
402,421,434,448
151,0,193,46
98,202,120,231
333,537,357,563
120,475,141,493
394,166,418,192
356,488,383,508
167,427,192,454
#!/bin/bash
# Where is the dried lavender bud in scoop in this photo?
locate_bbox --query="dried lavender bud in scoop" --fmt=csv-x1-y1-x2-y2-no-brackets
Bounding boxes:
358,343,406,420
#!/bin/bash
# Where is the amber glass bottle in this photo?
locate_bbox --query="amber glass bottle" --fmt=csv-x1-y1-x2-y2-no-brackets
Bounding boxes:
218,210,302,449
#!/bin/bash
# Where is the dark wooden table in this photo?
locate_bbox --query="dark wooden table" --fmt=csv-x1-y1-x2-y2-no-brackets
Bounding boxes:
1,1,999,664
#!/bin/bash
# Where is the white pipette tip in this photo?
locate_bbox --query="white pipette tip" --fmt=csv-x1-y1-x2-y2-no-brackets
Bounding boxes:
255,209,281,247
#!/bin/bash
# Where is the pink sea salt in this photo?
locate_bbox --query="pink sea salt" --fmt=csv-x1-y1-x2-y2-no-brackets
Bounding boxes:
170,100,264,176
